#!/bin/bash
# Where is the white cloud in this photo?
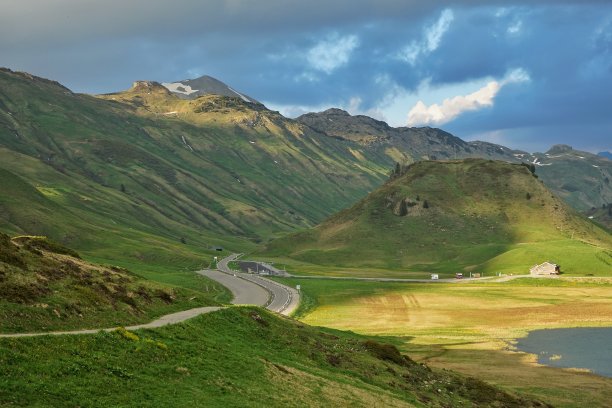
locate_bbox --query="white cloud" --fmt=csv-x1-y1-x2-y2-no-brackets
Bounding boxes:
307,34,359,74
406,68,530,126
507,20,522,35
398,8,454,65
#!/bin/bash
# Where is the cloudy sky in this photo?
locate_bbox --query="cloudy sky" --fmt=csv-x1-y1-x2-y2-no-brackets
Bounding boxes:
1,1,611,153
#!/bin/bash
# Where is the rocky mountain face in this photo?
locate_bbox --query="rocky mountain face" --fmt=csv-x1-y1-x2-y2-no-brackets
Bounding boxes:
298,108,521,163
517,145,612,211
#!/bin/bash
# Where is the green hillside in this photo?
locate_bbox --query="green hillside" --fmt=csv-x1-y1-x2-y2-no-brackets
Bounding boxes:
0,306,549,407
262,159,611,276
0,68,389,275
0,232,228,333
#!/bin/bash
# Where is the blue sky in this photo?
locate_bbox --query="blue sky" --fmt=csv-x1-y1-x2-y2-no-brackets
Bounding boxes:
1,1,611,153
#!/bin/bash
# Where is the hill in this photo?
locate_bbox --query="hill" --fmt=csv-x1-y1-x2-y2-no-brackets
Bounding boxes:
0,232,228,333
0,306,549,407
298,109,612,212
0,68,389,274
262,159,611,276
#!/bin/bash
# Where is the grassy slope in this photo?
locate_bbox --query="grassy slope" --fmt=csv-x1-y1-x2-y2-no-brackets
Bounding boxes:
0,233,229,333
261,159,611,277
0,69,387,237
274,276,612,407
0,307,548,408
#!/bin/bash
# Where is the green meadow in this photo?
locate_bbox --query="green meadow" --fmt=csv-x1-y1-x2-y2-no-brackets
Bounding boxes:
272,276,612,407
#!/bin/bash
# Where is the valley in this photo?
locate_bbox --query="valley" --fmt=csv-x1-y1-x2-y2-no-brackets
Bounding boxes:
0,68,610,408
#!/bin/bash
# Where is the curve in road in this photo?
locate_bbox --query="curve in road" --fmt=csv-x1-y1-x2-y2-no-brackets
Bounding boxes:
214,253,299,316
0,254,300,338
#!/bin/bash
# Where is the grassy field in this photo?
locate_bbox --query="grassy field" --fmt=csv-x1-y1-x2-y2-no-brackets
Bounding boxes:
0,307,549,408
273,276,612,407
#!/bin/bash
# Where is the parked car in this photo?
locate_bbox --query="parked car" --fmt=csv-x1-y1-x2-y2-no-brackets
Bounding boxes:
455,273,463,279
431,274,439,280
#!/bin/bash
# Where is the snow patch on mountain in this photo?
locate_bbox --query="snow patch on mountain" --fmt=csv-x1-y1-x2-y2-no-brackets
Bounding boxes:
162,82,199,95
228,86,250,102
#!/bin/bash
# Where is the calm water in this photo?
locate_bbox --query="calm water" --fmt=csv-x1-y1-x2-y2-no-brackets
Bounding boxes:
516,327,612,377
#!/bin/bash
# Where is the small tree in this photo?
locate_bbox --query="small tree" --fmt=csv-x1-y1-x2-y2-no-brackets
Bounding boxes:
526,192,531,200
423,200,429,209
416,194,420,201
398,200,408,216
180,237,187,244
120,183,126,193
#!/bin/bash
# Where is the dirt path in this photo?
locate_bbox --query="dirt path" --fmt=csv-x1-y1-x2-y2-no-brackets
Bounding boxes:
0,306,224,338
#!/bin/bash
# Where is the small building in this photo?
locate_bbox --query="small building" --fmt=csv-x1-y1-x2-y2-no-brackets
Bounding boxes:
530,262,560,275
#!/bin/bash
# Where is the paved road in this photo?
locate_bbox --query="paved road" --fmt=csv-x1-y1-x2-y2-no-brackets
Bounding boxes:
197,269,270,306
213,253,299,315
289,274,494,283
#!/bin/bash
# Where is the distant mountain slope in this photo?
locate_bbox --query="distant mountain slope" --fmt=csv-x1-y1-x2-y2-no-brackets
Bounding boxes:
520,145,612,211
0,68,389,266
298,109,611,211
161,75,260,103
298,108,520,162
262,159,611,276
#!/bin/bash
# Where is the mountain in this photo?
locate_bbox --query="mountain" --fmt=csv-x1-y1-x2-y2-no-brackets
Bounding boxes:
0,68,389,272
160,75,260,103
261,159,611,276
520,145,612,211
298,109,612,211
598,151,612,160
1,68,609,276
298,108,521,162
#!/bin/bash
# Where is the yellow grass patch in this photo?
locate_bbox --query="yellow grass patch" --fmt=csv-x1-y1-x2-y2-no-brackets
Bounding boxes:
300,281,612,407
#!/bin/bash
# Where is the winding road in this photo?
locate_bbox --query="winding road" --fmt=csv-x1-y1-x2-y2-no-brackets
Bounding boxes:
212,253,299,315
0,254,299,338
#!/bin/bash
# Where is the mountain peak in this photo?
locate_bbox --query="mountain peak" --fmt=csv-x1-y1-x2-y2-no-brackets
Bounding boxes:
321,108,351,116
161,75,260,104
130,80,171,94
546,144,574,155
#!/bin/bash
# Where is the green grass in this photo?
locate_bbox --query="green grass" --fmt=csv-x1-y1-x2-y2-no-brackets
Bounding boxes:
0,307,548,408
0,68,390,271
271,276,612,407
260,160,612,277
0,233,230,333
